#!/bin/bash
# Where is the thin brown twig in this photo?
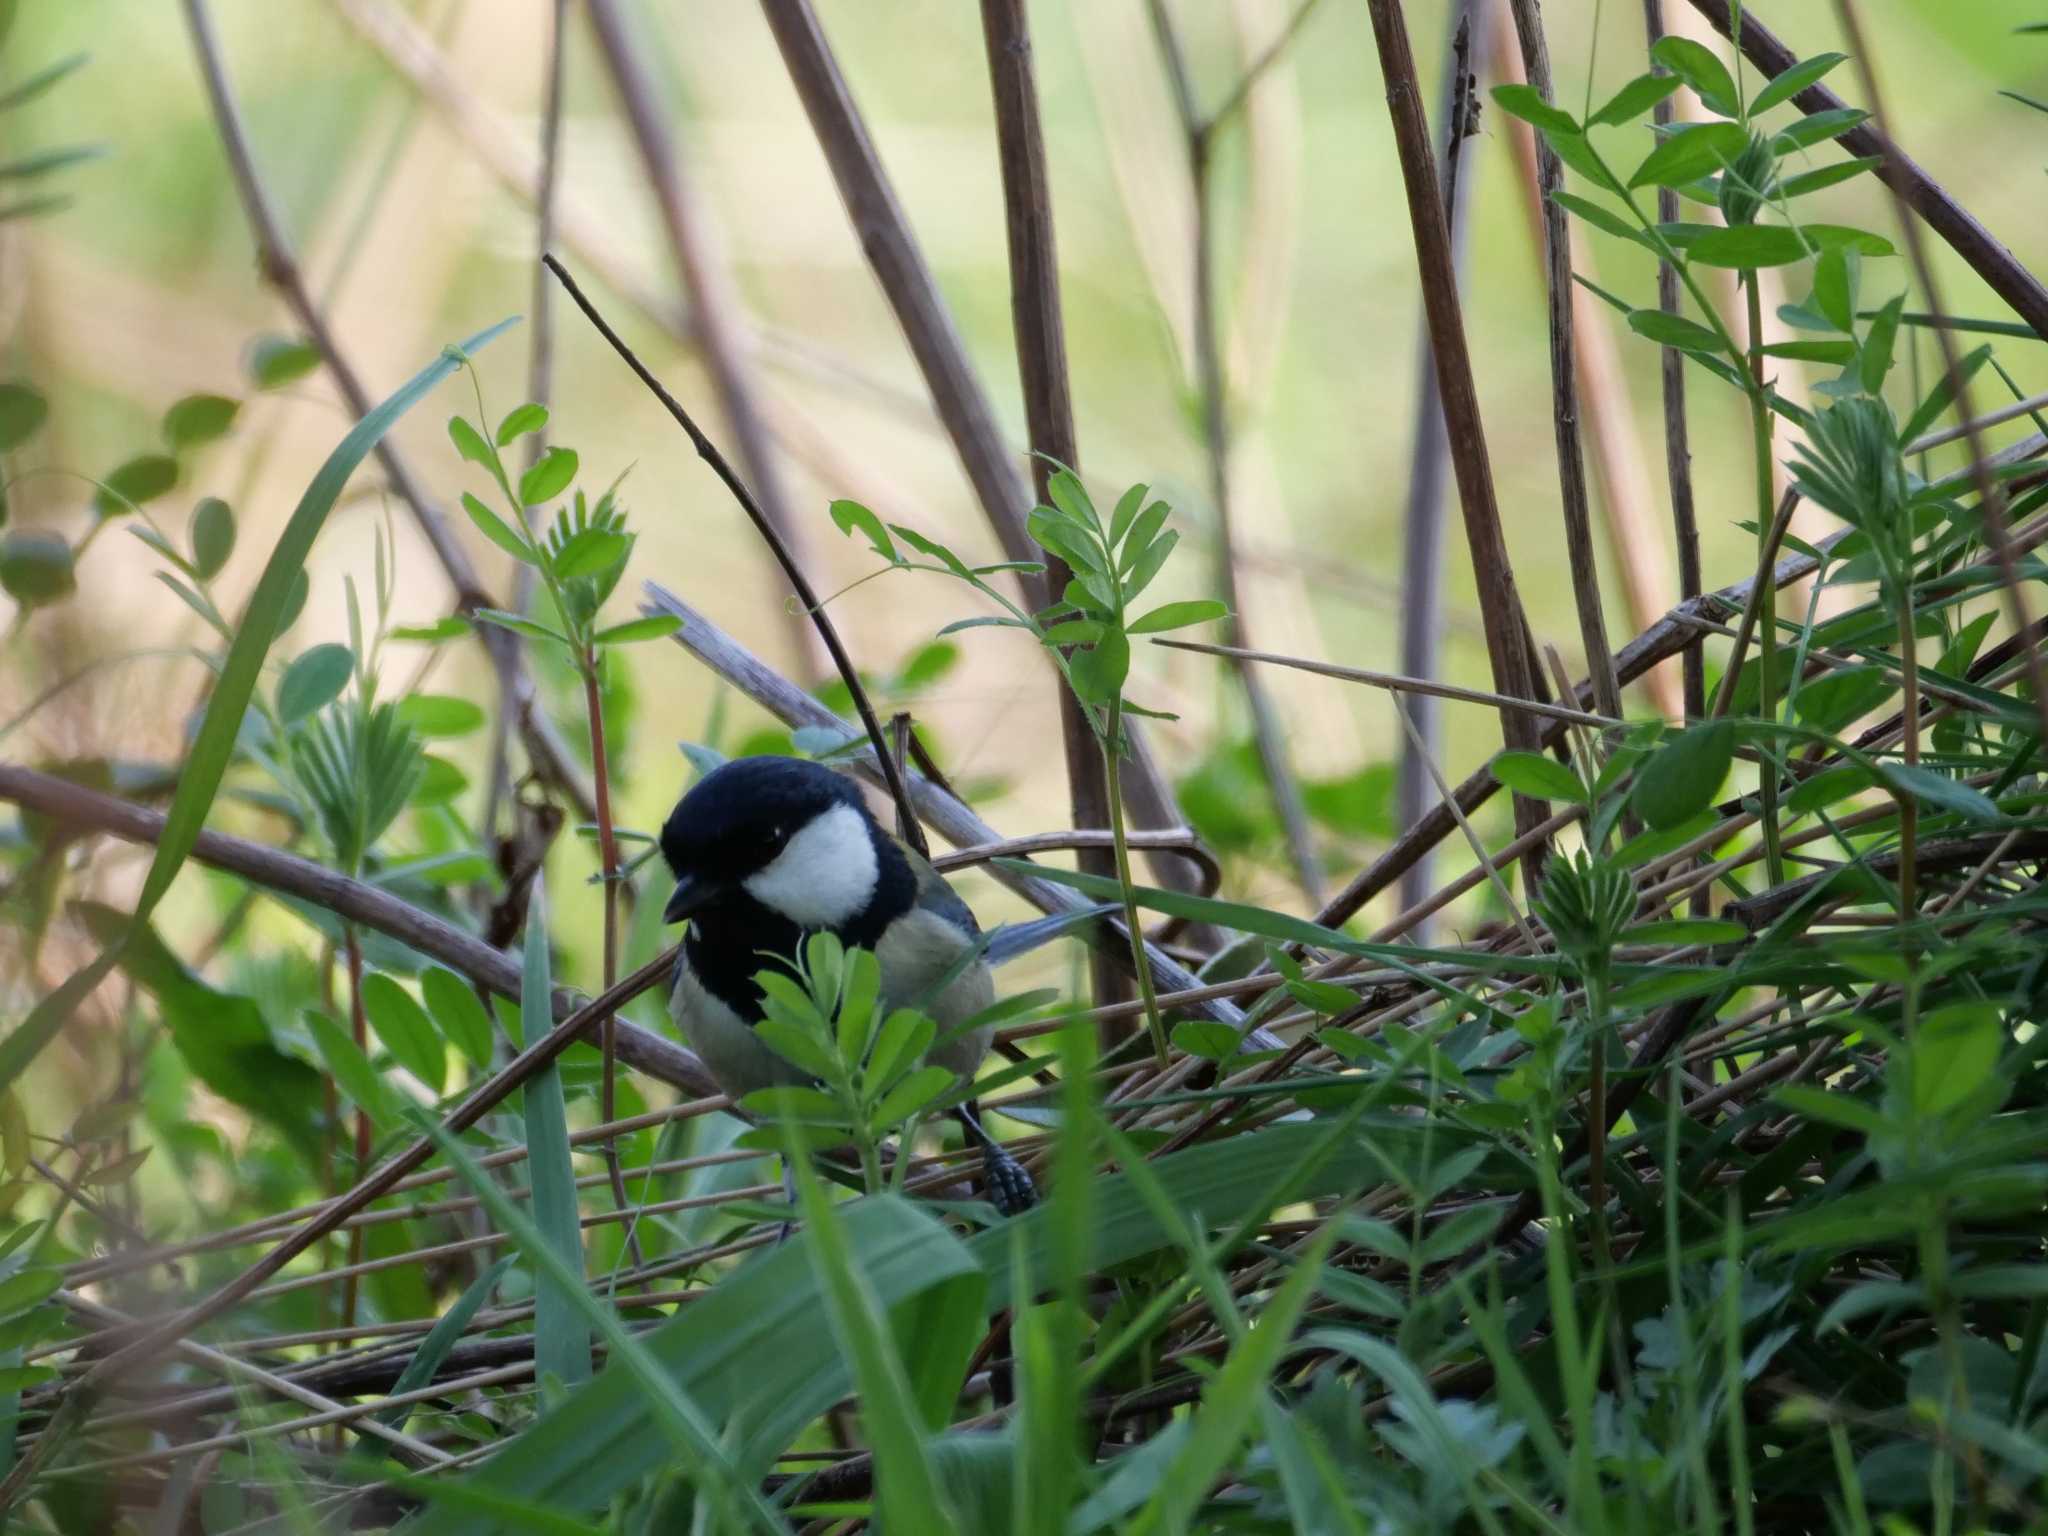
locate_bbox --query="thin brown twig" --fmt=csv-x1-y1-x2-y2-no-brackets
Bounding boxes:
1643,0,1704,722
1146,0,1325,907
177,0,595,823
542,253,928,859
1503,0,1623,723
1395,0,1485,935
976,0,1128,1016
1364,0,1546,863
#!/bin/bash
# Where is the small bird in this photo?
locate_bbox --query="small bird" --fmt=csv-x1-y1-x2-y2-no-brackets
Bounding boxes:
658,754,1036,1214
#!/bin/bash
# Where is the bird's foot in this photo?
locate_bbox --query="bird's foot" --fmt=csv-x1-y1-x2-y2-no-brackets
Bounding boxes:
982,1140,1037,1218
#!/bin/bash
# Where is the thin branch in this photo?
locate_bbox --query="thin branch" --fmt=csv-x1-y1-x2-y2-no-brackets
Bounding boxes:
1643,0,1704,721
1502,0,1623,723
1395,0,1486,934
1205,0,1326,134
543,253,927,859
584,0,824,681
1363,0,1545,852
1145,0,1325,906
1154,640,1628,729
977,0,1127,1010
177,0,595,823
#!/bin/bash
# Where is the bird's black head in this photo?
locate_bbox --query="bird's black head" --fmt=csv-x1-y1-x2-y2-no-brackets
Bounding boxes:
659,756,906,941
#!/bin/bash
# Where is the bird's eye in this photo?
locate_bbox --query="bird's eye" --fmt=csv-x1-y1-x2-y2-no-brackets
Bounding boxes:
762,824,785,851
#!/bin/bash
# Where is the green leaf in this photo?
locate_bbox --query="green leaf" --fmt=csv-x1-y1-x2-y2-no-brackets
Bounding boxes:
94,453,178,517
1629,121,1748,189
1619,918,1748,946
461,492,538,565
1649,36,1740,116
1686,224,1814,269
360,1256,514,1451
472,609,570,647
1761,339,1856,363
162,393,240,451
1628,307,1724,354
276,643,354,724
1632,719,1733,829
0,53,87,115
495,403,549,447
305,1009,399,1130
1791,665,1894,733
0,1365,53,1396
1490,749,1586,804
1779,157,1881,198
0,1269,60,1318
1900,341,1991,442
248,334,322,390
550,526,627,581
518,877,589,1387
871,1065,956,1129
1590,71,1683,127
1912,1003,2002,1118
889,523,973,579
831,498,898,562
1541,125,1621,191
1860,293,1905,395
1107,482,1148,546
448,415,496,473
593,614,681,645
1172,1020,1241,1061
421,968,498,1072
1551,190,1651,248
1812,246,1859,332
1121,530,1179,603
1773,107,1867,153
359,973,447,1096
1127,599,1227,635
1490,83,1577,136
0,382,46,451
1067,630,1130,706
1878,762,1999,823
1751,52,1848,114
866,1009,936,1093
1046,468,1099,530
385,617,470,648
0,530,73,607
396,694,487,738
190,496,235,578
518,446,578,507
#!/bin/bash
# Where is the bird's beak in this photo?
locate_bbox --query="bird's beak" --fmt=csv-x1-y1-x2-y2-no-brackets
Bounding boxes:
663,873,722,925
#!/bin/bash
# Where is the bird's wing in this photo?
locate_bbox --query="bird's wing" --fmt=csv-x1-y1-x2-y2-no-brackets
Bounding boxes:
979,903,1119,968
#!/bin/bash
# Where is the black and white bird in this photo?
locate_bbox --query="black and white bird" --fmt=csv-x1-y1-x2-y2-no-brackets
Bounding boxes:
658,754,1043,1214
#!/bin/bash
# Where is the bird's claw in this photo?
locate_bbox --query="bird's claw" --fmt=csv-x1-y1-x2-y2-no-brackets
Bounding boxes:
982,1141,1037,1218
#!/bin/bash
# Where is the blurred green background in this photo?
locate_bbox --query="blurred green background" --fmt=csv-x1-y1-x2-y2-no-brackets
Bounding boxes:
3,0,2044,1010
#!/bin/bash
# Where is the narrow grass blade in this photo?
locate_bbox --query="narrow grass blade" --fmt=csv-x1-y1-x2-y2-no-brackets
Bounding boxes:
787,1141,956,1535
518,874,588,1389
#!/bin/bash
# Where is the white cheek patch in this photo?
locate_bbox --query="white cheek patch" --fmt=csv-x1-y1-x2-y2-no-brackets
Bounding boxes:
742,802,878,928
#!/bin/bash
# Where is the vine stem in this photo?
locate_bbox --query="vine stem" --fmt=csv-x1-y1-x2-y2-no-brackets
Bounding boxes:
580,657,641,1268
1895,587,1921,960
340,928,370,1343
1743,271,1787,888
1103,698,1168,1067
